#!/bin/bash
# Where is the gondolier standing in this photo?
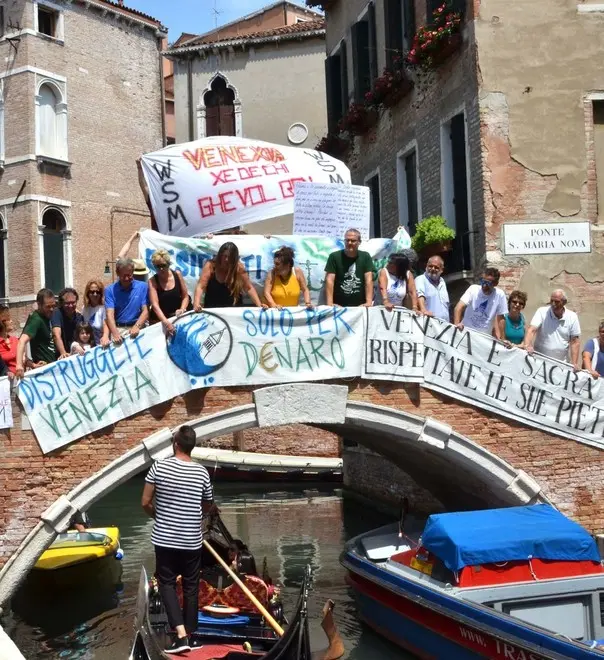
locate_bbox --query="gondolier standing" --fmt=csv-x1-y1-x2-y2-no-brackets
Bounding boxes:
142,425,216,655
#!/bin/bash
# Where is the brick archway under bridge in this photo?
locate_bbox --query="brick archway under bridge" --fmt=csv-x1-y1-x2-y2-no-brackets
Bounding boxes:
3,380,604,611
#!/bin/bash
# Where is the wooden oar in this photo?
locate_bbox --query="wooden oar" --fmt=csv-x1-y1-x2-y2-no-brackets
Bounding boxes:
202,539,284,637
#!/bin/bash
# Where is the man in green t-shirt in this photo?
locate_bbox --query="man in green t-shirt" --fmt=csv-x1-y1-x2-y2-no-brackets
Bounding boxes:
325,228,374,307
16,288,57,378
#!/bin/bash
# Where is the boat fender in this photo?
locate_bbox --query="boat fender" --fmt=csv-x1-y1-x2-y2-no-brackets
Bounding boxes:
115,546,124,561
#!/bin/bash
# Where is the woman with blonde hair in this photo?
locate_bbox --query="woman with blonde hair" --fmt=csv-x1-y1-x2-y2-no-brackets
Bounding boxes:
81,279,107,344
264,246,312,309
148,249,191,335
193,242,264,310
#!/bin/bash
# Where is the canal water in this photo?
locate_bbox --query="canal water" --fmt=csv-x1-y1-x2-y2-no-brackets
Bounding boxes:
6,475,416,659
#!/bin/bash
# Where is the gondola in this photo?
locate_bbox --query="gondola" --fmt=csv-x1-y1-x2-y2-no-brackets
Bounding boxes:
129,514,343,660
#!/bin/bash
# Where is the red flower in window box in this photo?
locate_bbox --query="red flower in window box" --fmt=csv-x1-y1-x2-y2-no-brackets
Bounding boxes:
338,103,378,136
406,2,462,69
315,132,351,159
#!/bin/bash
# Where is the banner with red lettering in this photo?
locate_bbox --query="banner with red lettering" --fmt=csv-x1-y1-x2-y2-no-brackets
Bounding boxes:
141,137,351,237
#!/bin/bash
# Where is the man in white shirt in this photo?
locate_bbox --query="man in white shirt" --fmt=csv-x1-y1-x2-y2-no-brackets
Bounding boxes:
415,255,450,321
454,268,507,338
524,289,581,366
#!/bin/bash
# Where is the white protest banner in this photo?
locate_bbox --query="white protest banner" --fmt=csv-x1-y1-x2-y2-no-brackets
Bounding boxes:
18,307,364,453
0,377,12,429
362,308,425,382
141,137,351,237
293,182,370,239
138,229,411,306
416,314,604,450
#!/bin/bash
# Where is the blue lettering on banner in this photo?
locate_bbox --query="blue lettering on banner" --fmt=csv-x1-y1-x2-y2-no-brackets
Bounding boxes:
19,335,154,411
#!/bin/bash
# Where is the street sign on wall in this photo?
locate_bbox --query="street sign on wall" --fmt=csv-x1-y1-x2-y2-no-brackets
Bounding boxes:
502,222,591,255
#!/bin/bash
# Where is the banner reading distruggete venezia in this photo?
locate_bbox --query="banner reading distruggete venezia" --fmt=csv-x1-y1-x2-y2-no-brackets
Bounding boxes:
17,308,604,454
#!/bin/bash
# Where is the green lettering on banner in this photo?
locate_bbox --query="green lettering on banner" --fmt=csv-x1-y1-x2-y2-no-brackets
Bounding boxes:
56,395,82,434
274,341,292,369
69,393,93,426
84,379,109,421
307,337,332,368
239,342,259,377
106,374,123,410
330,337,345,368
39,398,64,437
133,366,159,398
295,339,312,371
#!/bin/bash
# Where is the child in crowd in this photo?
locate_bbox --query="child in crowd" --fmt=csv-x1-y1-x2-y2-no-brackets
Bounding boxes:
70,322,95,355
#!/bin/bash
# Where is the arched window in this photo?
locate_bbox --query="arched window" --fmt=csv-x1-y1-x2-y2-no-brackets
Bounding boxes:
36,81,68,161
204,76,235,137
41,208,66,292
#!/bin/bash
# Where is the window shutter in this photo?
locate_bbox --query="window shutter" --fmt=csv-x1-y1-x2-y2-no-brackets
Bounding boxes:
402,0,416,49
384,0,403,65
405,151,419,233
325,55,342,132
339,41,349,112
219,104,235,136
43,232,65,292
367,2,378,85
206,106,220,137
351,20,370,102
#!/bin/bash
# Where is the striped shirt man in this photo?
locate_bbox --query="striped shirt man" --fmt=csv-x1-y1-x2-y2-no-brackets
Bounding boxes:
142,425,215,654
145,457,213,550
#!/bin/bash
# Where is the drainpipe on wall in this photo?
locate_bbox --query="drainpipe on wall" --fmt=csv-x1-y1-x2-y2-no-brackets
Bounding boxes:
158,33,167,148
187,57,194,141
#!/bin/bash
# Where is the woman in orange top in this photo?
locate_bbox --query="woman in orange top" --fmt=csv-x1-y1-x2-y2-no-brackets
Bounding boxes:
0,305,18,375
264,247,312,309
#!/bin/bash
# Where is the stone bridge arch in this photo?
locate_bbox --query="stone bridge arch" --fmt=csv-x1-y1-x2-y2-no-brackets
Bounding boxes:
2,380,604,609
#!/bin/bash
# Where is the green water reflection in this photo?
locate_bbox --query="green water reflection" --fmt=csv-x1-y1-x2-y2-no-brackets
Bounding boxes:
7,475,413,659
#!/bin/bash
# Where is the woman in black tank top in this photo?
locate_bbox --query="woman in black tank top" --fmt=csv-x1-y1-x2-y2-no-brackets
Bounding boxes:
193,242,265,310
148,249,191,334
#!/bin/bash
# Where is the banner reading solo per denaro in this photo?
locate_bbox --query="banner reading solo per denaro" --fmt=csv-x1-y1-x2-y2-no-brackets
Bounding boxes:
141,137,352,237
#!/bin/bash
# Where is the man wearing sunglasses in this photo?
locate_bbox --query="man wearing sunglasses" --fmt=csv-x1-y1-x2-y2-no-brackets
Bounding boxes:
454,268,507,339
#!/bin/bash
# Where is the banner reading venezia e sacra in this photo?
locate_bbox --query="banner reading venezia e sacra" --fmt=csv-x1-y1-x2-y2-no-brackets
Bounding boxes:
17,308,604,454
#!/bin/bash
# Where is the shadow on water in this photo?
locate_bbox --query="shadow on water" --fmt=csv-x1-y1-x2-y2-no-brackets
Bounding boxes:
5,474,416,659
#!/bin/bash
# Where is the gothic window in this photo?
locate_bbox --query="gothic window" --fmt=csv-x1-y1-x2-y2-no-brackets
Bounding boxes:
204,76,235,137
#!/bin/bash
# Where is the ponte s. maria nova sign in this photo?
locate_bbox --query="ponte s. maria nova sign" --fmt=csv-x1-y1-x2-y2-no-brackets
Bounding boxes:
15,307,604,454
502,222,591,255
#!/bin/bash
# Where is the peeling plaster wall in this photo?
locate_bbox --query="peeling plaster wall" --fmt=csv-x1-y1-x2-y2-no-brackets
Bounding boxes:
476,0,604,334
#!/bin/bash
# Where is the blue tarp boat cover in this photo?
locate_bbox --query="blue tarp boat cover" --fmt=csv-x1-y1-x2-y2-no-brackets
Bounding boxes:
421,504,600,572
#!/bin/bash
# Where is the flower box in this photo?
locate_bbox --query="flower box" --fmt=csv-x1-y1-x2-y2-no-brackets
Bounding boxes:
339,104,378,136
315,133,351,159
406,2,463,70
382,77,414,107
424,32,462,69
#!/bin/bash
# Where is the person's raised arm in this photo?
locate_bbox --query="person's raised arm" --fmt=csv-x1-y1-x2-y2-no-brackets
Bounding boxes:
141,482,155,518
148,278,173,335
570,336,581,370
52,323,68,359
118,231,140,260
407,273,418,312
264,269,278,308
193,262,213,312
175,270,190,315
453,301,467,328
378,269,392,311
295,267,312,308
363,270,374,307
325,273,336,307
15,334,31,379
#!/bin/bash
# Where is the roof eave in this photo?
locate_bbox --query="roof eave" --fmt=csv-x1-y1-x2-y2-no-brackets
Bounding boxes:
165,27,325,57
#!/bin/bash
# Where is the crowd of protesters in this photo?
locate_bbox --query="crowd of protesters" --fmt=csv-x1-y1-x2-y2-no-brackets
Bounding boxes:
0,227,601,381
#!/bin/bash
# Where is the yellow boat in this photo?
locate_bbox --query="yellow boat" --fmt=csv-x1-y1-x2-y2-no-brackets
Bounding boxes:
35,527,122,571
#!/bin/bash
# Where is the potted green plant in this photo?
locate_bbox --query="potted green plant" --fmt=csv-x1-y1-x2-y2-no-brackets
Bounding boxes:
410,215,456,256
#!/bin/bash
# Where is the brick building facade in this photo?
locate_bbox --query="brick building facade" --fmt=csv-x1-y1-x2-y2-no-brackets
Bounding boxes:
0,0,165,323
322,0,604,329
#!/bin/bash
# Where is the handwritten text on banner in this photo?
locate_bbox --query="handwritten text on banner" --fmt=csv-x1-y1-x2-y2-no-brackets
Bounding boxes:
293,182,370,239
141,137,351,237
17,308,604,454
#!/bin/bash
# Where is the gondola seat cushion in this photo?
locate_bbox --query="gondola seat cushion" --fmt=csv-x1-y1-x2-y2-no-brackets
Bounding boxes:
222,575,269,611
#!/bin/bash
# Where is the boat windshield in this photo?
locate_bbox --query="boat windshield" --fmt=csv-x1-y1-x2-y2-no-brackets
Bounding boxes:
50,532,110,549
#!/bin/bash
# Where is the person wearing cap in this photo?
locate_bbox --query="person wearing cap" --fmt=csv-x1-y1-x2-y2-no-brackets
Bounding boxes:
102,257,149,346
